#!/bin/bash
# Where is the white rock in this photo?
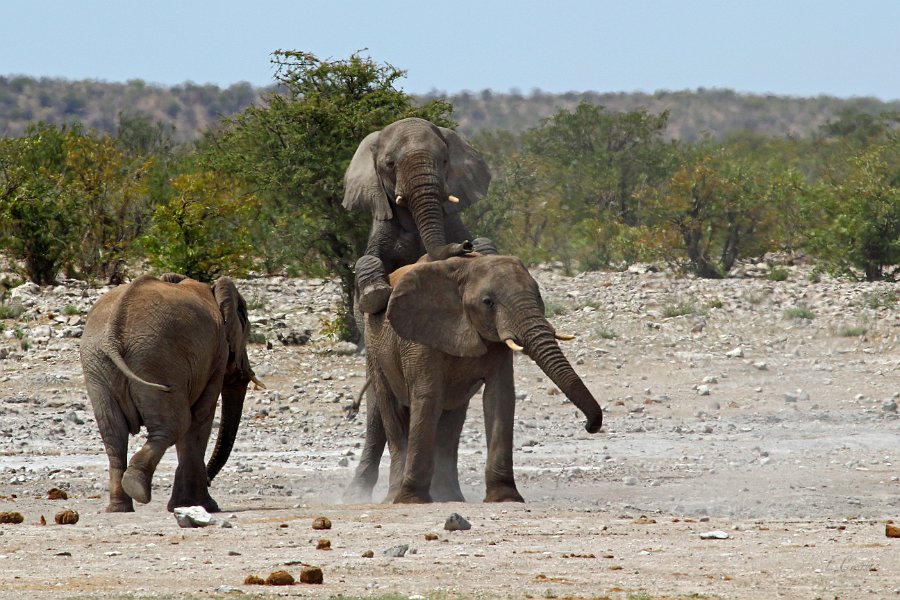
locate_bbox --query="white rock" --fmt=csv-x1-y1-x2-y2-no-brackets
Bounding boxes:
173,506,214,528
700,530,730,539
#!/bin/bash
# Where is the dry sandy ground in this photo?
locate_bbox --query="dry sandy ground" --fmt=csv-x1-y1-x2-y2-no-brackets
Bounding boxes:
0,263,898,599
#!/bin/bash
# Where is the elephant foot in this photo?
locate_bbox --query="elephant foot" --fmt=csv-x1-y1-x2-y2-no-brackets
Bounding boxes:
484,485,525,503
121,468,151,504
358,281,392,314
430,484,466,503
105,499,135,513
393,488,433,504
167,494,220,513
342,482,374,504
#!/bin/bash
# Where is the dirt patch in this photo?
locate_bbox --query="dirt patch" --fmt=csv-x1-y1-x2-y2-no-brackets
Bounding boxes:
1,264,898,598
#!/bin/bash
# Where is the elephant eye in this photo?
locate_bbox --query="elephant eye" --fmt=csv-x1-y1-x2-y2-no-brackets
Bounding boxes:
482,296,494,309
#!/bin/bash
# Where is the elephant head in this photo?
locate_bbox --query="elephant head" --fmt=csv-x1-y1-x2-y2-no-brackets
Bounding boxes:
205,276,258,482
385,255,603,433
343,117,491,261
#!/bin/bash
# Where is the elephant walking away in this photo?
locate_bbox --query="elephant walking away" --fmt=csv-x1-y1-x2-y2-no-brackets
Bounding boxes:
343,117,495,314
80,274,261,513
344,255,603,504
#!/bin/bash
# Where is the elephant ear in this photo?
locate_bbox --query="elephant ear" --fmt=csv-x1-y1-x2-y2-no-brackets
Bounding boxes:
438,126,491,214
213,277,250,376
343,130,393,221
386,260,486,358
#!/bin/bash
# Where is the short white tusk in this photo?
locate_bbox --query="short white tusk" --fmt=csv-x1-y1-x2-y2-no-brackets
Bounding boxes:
395,195,404,206
251,374,267,390
447,194,460,203
555,332,576,341
505,339,524,352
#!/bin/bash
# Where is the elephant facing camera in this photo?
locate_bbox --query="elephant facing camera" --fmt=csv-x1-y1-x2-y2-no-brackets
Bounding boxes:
80,274,259,513
344,254,603,505
343,117,495,315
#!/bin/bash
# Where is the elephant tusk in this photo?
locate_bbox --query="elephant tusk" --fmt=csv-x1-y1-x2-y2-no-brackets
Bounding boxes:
447,194,460,204
505,339,525,352
395,195,404,206
251,374,267,390
555,332,576,341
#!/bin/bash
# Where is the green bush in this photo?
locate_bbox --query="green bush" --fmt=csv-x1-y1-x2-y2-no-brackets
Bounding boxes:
784,307,815,320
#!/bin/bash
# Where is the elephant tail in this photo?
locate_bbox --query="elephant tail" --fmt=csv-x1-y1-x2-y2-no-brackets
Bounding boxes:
346,377,371,420
101,339,173,393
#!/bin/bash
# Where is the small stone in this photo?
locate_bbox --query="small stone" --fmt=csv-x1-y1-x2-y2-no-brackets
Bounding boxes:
174,506,213,528
886,523,900,538
312,516,332,530
316,539,331,550
384,544,409,557
882,399,898,413
623,476,638,486
361,550,374,558
265,570,295,586
424,532,439,541
54,509,79,525
444,513,472,531
299,566,324,584
47,488,68,500
783,389,809,403
753,361,768,371
725,347,744,358
633,515,656,524
697,385,711,396
700,530,729,539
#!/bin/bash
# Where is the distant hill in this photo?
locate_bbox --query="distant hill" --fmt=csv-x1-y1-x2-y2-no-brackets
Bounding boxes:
1,75,898,143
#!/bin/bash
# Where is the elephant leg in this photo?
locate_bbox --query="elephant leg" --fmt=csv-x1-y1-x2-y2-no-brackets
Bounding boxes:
393,389,443,504
343,384,386,503
430,404,468,502
121,391,189,506
381,399,410,503
169,382,221,512
88,384,135,512
482,353,524,503
355,254,392,314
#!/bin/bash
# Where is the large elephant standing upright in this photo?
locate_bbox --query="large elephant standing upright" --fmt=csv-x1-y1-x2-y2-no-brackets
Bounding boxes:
80,274,260,513
343,116,493,314
345,255,603,504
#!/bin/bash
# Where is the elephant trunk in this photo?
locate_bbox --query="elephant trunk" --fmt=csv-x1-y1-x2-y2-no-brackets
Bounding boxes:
206,370,249,483
515,311,603,433
401,152,471,261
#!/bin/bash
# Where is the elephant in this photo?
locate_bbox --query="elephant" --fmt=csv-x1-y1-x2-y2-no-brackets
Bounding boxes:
343,116,494,314
343,254,603,504
79,273,261,513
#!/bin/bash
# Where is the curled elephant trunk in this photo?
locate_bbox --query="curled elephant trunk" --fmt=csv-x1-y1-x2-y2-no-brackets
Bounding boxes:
205,370,249,483
518,319,603,433
400,154,471,261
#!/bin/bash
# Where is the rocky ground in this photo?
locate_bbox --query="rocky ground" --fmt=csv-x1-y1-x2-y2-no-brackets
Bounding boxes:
0,258,898,599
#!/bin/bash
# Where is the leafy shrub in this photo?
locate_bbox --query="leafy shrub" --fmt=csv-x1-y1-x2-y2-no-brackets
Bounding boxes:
142,171,259,282
662,297,698,318
784,307,815,320
0,303,26,320
766,266,790,281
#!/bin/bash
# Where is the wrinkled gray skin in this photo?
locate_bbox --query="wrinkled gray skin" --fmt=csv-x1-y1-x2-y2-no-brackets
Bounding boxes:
344,255,603,504
80,274,256,513
343,117,493,314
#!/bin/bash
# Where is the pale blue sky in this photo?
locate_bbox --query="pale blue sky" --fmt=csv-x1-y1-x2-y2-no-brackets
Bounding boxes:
4,0,900,100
